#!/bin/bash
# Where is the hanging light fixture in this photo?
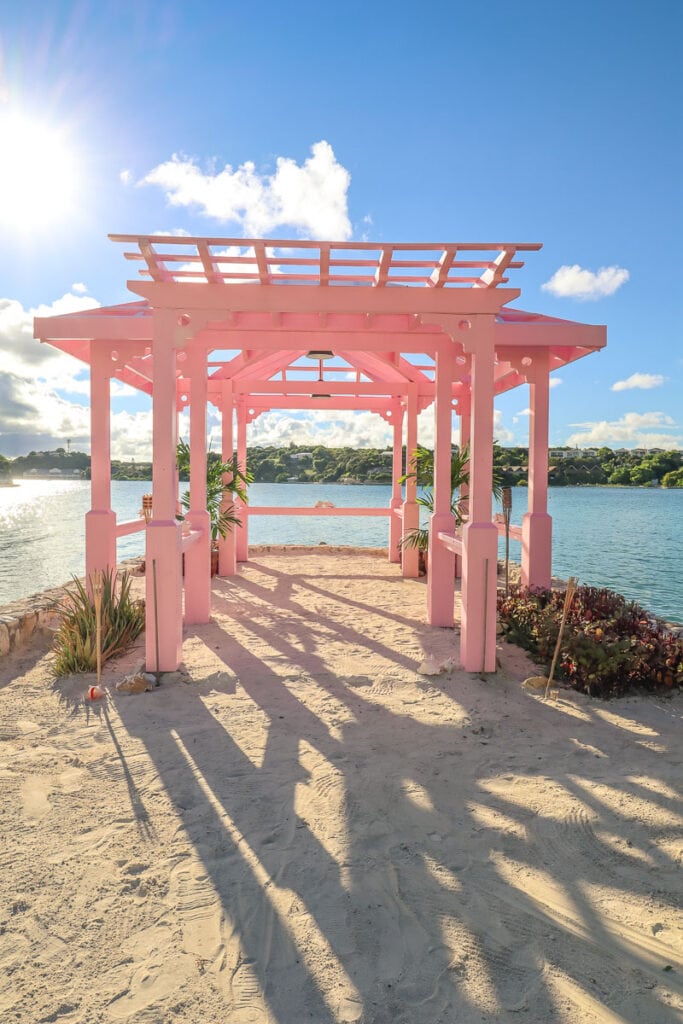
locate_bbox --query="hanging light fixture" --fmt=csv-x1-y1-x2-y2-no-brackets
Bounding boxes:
311,355,332,398
306,349,334,360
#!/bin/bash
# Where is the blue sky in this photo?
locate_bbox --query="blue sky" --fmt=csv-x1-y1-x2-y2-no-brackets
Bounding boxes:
0,0,681,458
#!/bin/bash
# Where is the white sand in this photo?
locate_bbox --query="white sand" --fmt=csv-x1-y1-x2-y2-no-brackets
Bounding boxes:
1,549,681,1024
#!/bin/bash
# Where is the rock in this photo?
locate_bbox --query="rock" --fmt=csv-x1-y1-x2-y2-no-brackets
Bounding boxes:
115,673,154,694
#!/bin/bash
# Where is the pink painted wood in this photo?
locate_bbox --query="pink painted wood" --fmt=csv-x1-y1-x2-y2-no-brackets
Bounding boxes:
85,344,116,589
217,381,237,577
34,236,607,676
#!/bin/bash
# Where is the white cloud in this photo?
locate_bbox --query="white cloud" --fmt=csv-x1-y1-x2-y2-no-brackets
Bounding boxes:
109,408,154,461
0,290,100,378
110,381,136,398
241,410,392,450
565,411,681,450
0,371,91,443
120,169,132,185
541,264,629,300
140,140,352,240
611,372,666,392
493,409,515,444
549,376,562,388
0,290,102,455
71,282,88,294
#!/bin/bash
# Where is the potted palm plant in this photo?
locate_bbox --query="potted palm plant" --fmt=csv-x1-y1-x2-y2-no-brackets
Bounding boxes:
176,440,252,573
398,444,471,572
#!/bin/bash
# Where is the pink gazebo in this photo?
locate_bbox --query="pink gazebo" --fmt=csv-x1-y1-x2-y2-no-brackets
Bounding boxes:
34,237,606,673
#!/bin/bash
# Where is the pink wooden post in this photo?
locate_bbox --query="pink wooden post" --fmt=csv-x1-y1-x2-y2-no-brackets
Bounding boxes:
401,385,420,577
218,381,237,576
389,408,404,562
183,346,211,624
454,392,471,578
85,344,117,587
145,312,183,672
427,345,456,625
457,393,471,498
236,404,248,562
460,317,498,672
522,351,552,589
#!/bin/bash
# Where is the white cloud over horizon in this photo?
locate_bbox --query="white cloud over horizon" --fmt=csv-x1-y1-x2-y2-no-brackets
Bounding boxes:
139,140,352,240
542,264,629,300
565,411,681,450
611,372,666,391
0,289,104,457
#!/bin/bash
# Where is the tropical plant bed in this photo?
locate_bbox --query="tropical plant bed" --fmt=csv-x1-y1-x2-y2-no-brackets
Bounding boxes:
51,570,145,677
497,583,683,698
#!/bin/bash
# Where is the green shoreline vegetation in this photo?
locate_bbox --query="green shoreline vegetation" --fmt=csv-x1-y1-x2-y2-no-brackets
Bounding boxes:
0,444,682,488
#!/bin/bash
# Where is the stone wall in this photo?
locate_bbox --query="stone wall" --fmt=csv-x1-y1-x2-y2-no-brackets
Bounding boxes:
0,585,66,657
0,559,144,659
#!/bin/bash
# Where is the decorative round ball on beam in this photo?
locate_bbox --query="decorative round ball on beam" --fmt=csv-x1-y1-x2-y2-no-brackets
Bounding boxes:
178,313,192,327
458,319,471,331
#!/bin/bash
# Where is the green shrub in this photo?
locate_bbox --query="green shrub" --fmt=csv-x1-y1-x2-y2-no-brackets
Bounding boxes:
51,570,145,677
497,584,683,697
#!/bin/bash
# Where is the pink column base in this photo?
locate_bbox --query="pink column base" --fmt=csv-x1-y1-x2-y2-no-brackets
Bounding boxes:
145,522,183,671
427,512,456,626
389,498,402,563
460,521,498,672
184,510,211,625
401,500,420,577
521,512,552,590
85,510,117,586
218,529,237,576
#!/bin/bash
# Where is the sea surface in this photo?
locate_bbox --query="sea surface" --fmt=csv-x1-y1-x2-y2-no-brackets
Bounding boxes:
0,480,681,622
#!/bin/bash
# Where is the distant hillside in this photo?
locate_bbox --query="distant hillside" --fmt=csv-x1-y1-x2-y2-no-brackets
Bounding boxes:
2,445,682,487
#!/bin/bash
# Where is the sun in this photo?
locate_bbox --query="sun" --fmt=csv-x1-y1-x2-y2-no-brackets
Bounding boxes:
0,111,79,232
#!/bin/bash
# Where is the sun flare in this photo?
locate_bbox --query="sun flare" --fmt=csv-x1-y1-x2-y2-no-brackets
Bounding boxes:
0,111,79,231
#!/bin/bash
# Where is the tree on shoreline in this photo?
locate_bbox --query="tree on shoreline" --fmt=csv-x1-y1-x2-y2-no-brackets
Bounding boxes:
2,445,681,487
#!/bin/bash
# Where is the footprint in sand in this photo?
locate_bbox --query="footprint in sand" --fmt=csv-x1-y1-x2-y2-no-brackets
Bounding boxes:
170,856,224,964
20,775,52,820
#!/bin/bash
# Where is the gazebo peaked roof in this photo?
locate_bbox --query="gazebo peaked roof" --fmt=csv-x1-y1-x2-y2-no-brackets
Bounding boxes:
33,234,607,677
35,237,605,412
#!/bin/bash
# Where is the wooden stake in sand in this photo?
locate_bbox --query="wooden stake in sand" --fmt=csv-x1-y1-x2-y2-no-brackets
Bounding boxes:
543,576,577,700
152,558,161,684
92,569,104,692
502,487,512,598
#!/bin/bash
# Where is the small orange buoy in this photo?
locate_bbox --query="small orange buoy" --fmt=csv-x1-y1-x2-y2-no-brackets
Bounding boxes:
88,685,105,701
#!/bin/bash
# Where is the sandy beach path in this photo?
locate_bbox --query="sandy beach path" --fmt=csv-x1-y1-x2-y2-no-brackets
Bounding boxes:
0,550,681,1023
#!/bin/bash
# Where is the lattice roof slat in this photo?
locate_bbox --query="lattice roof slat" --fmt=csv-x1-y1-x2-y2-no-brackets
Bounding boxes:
430,246,458,288
110,235,541,289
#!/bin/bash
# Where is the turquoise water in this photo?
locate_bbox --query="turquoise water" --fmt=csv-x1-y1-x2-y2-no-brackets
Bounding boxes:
0,480,681,621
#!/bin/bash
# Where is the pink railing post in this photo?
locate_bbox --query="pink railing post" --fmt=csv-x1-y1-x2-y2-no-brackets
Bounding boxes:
218,381,237,576
522,351,552,589
401,385,420,577
427,346,456,625
389,409,404,562
460,317,498,672
85,344,116,589
145,312,183,672
184,346,211,624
